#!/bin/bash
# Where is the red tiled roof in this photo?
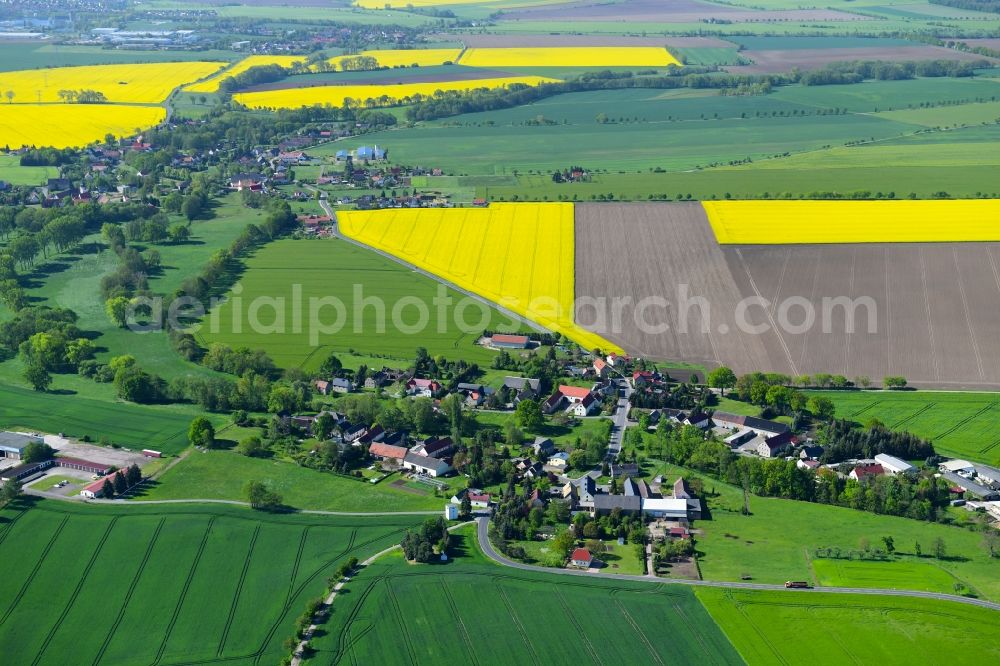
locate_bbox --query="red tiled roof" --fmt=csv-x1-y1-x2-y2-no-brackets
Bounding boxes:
559,385,592,400
571,548,592,562
852,463,884,479
492,333,529,344
369,443,407,460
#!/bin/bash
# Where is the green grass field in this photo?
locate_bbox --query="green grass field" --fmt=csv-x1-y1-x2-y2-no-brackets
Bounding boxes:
0,43,234,72
312,526,742,664
645,463,1000,601
811,390,1000,465
334,86,921,174
198,237,518,371
697,587,1000,665
137,449,463,512
0,154,56,185
0,499,422,666
0,381,220,454
811,558,961,593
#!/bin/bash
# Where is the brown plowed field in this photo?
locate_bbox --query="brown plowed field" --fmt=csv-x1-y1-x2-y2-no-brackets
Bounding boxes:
435,34,737,49
575,203,1000,388
500,0,865,23
727,46,995,74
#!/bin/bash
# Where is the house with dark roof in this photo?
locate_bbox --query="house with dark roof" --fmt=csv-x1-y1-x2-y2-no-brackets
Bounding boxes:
532,437,555,457
402,452,451,477
673,477,692,499
712,412,789,437
411,437,453,459
593,494,641,516
503,376,541,393
756,431,794,458
543,393,566,414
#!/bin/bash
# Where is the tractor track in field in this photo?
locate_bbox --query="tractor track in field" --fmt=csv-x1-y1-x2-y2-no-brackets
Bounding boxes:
32,517,120,666
331,575,386,665
92,517,166,666
495,581,541,666
0,515,68,628
152,516,216,666
553,586,603,665
933,402,996,441
442,579,480,666
385,584,419,665
615,599,663,665
217,524,261,657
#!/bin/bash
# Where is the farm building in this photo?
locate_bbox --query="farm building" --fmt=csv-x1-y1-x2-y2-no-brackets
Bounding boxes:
490,333,530,349
593,494,641,516
850,463,885,482
558,385,593,404
0,431,42,461
0,460,54,482
55,457,112,476
355,145,386,161
81,474,115,499
411,437,454,459
874,453,916,476
572,393,600,416
641,498,690,520
368,442,407,465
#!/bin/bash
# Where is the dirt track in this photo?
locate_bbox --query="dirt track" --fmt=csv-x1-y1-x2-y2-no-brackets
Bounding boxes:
575,203,1000,388
435,33,737,49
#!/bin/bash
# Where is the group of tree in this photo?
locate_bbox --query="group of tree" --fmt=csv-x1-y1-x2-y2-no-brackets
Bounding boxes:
56,89,108,104
97,465,142,499
400,516,450,563
818,419,935,464
244,479,283,511
0,306,95,391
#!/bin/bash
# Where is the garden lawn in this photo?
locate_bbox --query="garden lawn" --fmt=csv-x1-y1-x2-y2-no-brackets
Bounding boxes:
0,498,421,666
0,154,57,185
696,587,1000,665
137,449,464,512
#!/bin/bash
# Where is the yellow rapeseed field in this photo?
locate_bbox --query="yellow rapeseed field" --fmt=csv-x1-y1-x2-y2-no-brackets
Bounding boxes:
0,104,166,149
339,204,624,353
234,76,556,109
703,200,1000,244
184,55,305,93
0,61,225,104
330,49,462,69
459,47,681,68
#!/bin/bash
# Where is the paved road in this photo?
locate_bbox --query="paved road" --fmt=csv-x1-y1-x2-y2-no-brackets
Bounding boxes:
314,195,547,335
475,518,1000,611
606,377,633,461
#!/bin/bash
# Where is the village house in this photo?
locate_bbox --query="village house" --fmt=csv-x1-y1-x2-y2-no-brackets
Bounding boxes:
411,437,454,459
593,357,610,378
451,488,492,509
572,393,600,417
546,451,570,471
755,431,795,458
368,442,408,468
532,437,555,458
543,393,566,414
405,378,441,398
849,463,885,483
570,548,593,568
402,452,451,477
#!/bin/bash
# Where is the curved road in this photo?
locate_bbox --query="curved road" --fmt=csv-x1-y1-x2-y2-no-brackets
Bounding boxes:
315,195,548,335
475,518,1000,611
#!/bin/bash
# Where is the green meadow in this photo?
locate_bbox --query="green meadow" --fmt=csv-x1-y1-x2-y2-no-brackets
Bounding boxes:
0,499,422,666
810,390,1000,465
0,154,56,186
697,587,1000,665
137,449,461,512
811,558,961,593
199,237,518,371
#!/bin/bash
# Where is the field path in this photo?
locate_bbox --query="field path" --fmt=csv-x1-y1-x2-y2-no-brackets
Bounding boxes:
474,518,1000,612
289,521,474,666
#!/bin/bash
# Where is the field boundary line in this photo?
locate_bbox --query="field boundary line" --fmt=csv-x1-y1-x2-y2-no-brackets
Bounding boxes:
0,515,68,628
152,516,217,666
217,524,261,656
92,517,166,666
441,579,480,666
32,517,120,666
614,599,663,665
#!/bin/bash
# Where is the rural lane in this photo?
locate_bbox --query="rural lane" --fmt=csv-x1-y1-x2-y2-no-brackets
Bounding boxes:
314,195,549,335
475,518,1000,612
